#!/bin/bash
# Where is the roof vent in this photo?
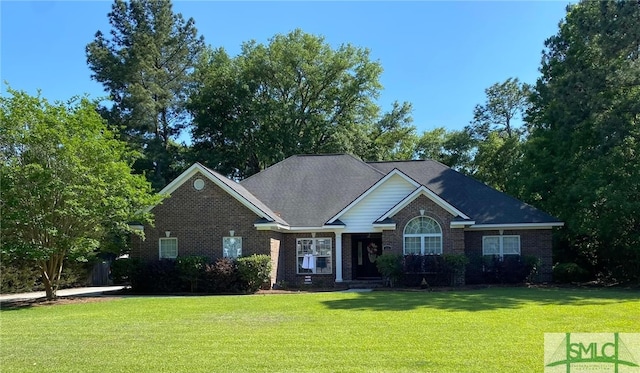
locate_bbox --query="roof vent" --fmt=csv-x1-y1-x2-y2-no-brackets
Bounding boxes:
193,178,205,190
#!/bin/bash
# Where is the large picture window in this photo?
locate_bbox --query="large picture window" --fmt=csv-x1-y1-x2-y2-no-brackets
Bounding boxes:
482,235,521,258
223,237,242,259
159,237,178,259
297,238,332,274
403,217,443,255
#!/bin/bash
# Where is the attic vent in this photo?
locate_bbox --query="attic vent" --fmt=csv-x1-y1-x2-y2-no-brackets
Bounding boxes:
193,178,205,191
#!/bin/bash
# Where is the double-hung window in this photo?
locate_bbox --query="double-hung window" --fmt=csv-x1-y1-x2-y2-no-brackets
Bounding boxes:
159,237,178,259
482,235,521,258
297,238,332,274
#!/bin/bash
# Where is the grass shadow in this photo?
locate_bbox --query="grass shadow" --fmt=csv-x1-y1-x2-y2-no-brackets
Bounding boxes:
0,296,123,311
322,287,640,312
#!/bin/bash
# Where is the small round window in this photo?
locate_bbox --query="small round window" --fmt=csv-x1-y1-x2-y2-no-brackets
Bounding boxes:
193,178,205,190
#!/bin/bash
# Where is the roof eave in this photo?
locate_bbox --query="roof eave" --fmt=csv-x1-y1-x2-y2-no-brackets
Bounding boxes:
467,222,565,230
450,220,476,228
253,222,291,231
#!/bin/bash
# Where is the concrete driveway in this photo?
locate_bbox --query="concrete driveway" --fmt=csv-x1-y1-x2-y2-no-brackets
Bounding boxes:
0,286,126,302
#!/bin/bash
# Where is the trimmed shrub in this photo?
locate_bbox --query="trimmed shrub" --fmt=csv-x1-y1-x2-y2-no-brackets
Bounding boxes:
177,255,208,292
110,257,142,285
398,255,449,287
130,259,182,293
375,254,403,287
443,253,469,286
443,253,469,272
236,254,272,293
203,258,241,294
466,255,541,285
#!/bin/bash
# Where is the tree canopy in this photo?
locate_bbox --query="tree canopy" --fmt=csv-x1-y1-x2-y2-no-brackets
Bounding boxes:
86,0,205,189
0,89,162,299
522,0,640,281
188,29,415,179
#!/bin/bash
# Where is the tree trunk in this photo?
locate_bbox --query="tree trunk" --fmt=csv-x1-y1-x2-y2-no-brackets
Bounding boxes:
40,254,64,301
42,276,56,300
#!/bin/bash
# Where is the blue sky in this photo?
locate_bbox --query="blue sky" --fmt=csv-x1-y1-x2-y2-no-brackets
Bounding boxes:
1,1,571,135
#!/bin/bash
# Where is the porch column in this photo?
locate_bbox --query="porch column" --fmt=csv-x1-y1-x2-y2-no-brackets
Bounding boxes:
335,231,343,282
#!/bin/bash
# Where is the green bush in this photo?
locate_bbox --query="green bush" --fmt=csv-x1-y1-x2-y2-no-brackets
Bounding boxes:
0,257,91,293
177,255,208,292
375,254,403,287
110,257,142,285
443,254,469,286
466,255,542,285
0,260,40,293
204,258,241,293
130,260,182,293
443,254,469,272
59,260,92,288
236,254,272,293
553,262,591,283
522,255,541,283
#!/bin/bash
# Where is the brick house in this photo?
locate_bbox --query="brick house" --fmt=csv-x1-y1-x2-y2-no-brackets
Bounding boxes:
131,154,563,286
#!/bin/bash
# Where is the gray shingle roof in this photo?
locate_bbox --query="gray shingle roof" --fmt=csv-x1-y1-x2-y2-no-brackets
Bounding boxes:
240,154,384,227
239,154,560,227
367,160,561,225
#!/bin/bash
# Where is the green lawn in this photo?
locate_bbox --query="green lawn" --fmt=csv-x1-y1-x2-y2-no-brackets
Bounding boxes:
1,287,638,372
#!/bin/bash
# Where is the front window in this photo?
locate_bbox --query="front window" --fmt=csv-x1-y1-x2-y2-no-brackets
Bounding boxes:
223,237,242,259
159,238,178,259
297,238,332,274
482,235,521,258
403,216,443,255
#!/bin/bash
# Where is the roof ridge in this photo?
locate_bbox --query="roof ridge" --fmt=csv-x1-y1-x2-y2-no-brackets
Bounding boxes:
366,159,427,164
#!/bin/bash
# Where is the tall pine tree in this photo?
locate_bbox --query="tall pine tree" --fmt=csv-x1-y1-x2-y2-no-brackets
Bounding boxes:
86,0,204,189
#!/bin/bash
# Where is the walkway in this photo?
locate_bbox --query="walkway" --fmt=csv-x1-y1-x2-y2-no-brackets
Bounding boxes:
0,286,126,302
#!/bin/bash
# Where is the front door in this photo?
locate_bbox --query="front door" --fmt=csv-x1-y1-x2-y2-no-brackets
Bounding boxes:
351,234,382,279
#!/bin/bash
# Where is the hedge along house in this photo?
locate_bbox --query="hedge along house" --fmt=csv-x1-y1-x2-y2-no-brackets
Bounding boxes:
131,154,563,286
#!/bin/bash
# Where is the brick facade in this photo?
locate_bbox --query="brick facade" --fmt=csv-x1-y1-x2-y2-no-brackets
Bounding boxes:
380,195,463,256
464,229,553,282
133,172,556,286
280,232,336,287
131,172,281,269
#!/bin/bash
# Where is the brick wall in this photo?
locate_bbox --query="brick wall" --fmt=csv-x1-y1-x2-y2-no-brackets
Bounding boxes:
280,232,336,287
464,229,553,282
382,195,458,255
131,172,280,268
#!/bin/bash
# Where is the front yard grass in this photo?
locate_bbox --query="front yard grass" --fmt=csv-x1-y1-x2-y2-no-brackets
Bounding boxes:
1,287,638,372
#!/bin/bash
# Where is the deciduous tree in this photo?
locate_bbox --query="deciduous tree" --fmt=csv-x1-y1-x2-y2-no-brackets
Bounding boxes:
522,0,640,281
0,89,162,299
188,30,414,178
466,78,531,192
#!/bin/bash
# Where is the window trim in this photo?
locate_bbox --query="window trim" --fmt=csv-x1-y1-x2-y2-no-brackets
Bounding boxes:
296,237,333,275
159,237,178,259
403,216,443,255
482,235,521,258
222,236,242,259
